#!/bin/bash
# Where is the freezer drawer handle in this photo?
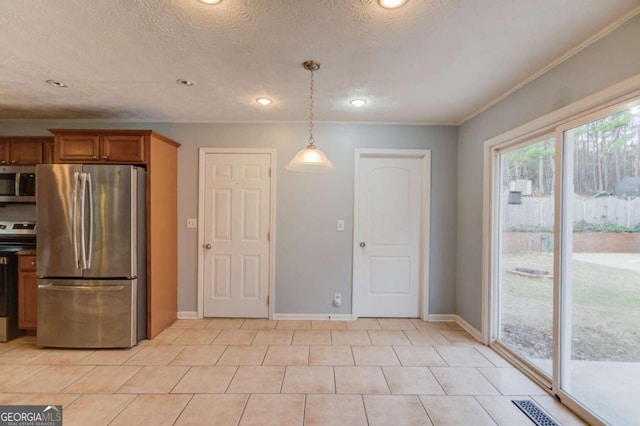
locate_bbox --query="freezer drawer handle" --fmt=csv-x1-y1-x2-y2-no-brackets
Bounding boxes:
39,284,125,292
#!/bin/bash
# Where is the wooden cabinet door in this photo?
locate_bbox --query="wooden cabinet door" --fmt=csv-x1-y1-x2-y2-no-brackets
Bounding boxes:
43,141,54,164
55,134,100,162
0,141,10,165
10,142,43,165
18,256,38,330
102,134,145,163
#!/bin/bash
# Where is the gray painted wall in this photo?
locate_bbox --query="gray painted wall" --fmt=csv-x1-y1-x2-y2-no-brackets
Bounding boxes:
7,13,637,326
0,121,458,316
456,14,640,330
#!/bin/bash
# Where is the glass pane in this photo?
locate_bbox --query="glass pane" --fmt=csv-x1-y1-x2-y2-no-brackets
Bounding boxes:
561,106,640,424
497,137,555,376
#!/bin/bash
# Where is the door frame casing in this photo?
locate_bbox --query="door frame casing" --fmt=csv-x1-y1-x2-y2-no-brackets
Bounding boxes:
197,147,277,319
352,148,431,320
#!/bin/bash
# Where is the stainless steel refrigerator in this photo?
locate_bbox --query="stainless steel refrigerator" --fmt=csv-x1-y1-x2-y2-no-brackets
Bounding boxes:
36,164,146,348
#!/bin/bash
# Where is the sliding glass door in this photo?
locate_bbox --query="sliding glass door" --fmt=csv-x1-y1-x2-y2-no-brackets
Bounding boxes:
559,107,640,425
495,136,556,378
492,100,640,425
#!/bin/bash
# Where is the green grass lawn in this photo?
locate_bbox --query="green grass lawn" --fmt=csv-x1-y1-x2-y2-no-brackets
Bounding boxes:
500,253,640,362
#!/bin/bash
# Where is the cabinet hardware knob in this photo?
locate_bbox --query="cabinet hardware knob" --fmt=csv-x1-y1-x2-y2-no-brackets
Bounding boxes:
103,156,109,160
1,161,5,164
11,160,16,164
360,242,366,247
30,262,35,266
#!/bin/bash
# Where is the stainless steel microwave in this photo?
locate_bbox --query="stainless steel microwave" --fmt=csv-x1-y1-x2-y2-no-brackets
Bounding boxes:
0,166,36,203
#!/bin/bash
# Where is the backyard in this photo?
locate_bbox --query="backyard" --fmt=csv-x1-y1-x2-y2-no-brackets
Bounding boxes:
500,252,640,362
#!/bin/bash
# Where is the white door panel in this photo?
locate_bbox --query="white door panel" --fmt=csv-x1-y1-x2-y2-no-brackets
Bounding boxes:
356,156,423,318
203,153,270,317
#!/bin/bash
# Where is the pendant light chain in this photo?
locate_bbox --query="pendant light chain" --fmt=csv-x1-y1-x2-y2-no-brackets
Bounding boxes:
308,67,315,146
284,59,335,172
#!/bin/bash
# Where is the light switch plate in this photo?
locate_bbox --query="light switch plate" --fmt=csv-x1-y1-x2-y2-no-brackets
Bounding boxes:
337,220,345,231
186,218,197,229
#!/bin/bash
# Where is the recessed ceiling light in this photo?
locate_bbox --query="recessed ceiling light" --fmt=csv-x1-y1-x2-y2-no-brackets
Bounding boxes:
350,99,367,107
378,0,407,9
177,79,196,87
256,97,273,106
198,0,222,4
46,80,67,88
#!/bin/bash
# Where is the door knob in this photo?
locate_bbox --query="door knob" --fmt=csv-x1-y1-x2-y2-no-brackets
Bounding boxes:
360,242,366,248
204,243,212,249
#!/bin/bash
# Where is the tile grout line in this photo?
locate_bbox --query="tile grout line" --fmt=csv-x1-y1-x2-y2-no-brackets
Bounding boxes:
224,366,240,393
428,366,448,396
360,394,370,425
473,395,506,425
107,392,141,424
235,393,251,425
167,365,192,395
473,366,502,396
302,393,307,425
171,393,195,425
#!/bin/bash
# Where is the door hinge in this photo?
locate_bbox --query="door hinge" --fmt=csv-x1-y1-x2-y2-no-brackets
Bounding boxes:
268,168,271,177
267,231,270,242
267,294,269,304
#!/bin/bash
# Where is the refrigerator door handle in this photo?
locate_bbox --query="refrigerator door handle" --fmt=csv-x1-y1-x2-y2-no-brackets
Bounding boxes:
72,172,80,269
86,172,94,269
79,172,88,270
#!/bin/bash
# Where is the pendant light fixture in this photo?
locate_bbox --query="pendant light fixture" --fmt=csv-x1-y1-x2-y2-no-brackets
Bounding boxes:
286,60,335,172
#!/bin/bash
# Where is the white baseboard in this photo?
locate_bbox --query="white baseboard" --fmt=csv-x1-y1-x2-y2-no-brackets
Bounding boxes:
273,313,353,321
427,314,458,322
454,315,483,342
427,314,483,342
177,311,199,320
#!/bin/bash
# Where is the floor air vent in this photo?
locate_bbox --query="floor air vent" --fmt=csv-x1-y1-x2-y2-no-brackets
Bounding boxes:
512,400,560,426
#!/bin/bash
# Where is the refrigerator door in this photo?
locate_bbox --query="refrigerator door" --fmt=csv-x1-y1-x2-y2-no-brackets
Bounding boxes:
36,279,137,348
82,165,138,278
37,164,83,278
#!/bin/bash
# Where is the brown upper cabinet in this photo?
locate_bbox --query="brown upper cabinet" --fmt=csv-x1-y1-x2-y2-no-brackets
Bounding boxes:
51,130,145,163
0,137,50,165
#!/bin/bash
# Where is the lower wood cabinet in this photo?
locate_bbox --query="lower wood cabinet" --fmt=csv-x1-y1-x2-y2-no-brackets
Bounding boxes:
18,255,37,330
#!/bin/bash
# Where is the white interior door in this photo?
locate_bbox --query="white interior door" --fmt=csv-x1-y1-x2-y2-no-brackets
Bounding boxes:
203,153,271,317
355,154,424,317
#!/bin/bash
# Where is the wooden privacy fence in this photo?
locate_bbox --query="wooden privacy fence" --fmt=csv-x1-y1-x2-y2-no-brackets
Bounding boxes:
502,196,640,229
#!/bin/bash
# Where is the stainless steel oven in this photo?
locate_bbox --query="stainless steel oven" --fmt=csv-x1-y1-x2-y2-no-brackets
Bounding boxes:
0,166,36,203
0,221,36,342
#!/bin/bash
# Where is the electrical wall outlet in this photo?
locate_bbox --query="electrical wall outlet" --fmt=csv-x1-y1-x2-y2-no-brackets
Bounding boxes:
186,218,197,229
333,293,342,307
337,220,345,231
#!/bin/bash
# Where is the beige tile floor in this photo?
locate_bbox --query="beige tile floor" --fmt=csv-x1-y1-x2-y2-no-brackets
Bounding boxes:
0,318,588,425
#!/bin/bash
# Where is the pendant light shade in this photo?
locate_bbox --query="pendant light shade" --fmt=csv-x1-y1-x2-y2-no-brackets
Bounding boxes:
286,144,336,172
286,60,335,173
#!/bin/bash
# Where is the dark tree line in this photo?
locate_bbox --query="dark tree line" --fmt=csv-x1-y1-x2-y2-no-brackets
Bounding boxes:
502,108,640,197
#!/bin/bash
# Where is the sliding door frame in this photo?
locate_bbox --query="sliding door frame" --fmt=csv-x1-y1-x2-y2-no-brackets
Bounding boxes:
482,74,640,425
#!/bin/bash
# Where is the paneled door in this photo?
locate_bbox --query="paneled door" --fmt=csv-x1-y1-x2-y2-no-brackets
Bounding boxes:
203,153,271,317
354,153,427,317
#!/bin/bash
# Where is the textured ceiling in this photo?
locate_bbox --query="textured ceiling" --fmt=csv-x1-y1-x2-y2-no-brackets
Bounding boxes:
1,0,639,124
